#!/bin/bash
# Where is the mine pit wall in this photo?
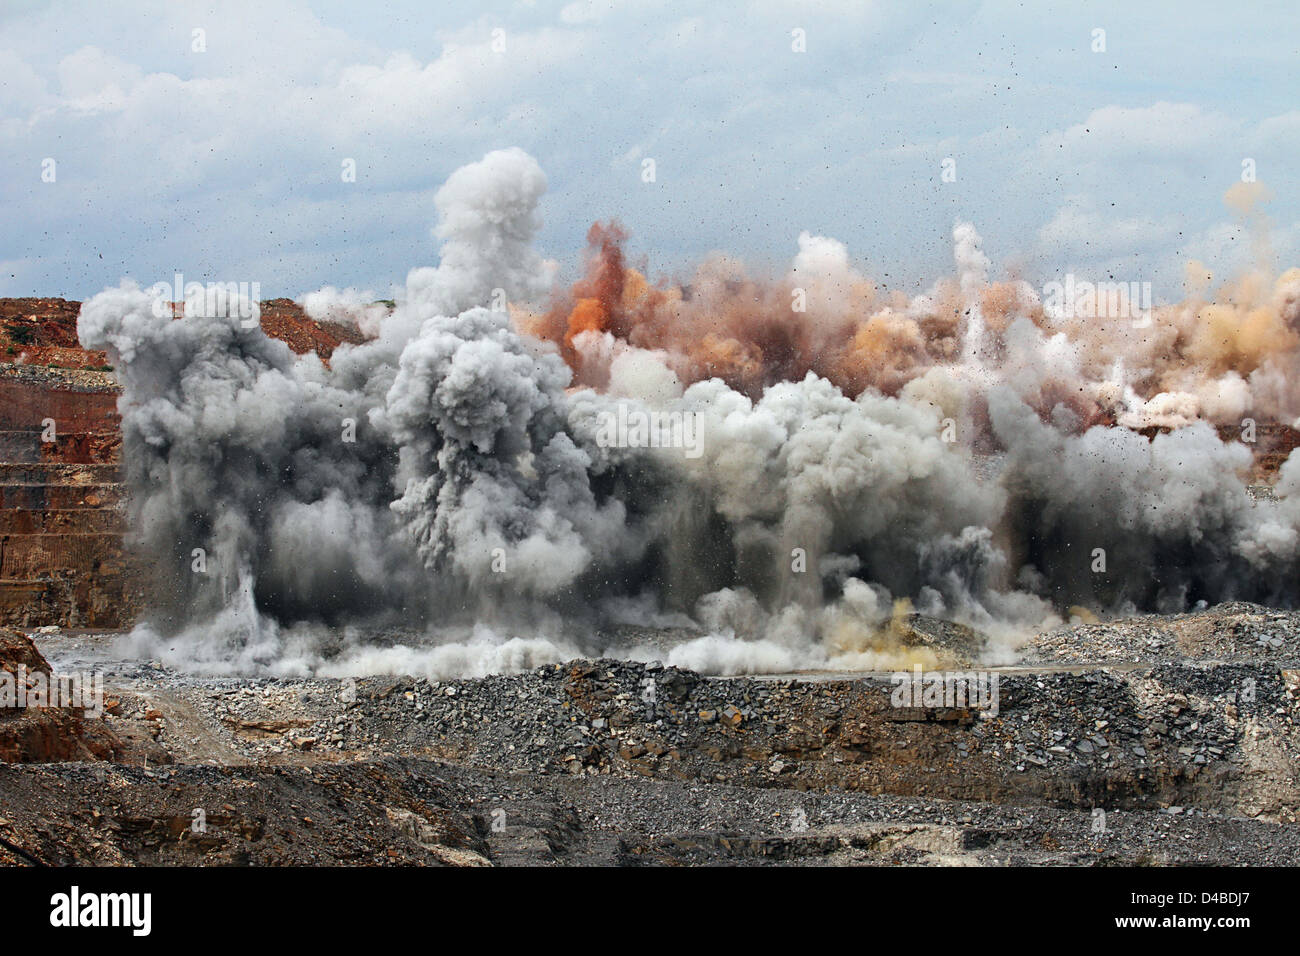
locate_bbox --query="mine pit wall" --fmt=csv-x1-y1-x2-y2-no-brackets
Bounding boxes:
0,374,138,628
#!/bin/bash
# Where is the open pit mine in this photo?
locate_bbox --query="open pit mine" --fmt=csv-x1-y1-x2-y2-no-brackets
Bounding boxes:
3,151,1300,868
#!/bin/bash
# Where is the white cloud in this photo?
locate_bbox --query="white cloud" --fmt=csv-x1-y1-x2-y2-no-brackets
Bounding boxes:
559,0,626,25
0,1,1296,299
1042,102,1235,158
56,46,144,101
1038,195,1179,259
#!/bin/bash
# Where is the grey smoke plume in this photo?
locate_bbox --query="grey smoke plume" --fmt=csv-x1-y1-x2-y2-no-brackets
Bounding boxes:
79,149,1300,678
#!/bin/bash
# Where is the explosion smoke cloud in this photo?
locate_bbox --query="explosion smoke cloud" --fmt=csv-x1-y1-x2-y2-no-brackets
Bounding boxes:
78,149,1300,679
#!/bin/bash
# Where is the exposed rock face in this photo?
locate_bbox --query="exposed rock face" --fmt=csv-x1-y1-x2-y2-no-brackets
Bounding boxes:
0,297,364,369
0,627,123,762
0,366,135,628
256,298,366,359
0,298,366,628
1,298,104,370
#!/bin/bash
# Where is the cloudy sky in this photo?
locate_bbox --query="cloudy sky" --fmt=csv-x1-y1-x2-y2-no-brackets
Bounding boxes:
2,0,1297,301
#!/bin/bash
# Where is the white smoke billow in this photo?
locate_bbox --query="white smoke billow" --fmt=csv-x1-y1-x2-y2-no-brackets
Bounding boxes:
78,149,1300,678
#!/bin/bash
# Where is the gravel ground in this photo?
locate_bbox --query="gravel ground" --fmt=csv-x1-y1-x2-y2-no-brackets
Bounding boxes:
1023,602,1300,666
3,757,1296,866
4,602,1299,866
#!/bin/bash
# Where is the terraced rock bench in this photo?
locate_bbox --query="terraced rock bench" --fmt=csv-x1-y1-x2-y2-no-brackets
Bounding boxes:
0,369,140,628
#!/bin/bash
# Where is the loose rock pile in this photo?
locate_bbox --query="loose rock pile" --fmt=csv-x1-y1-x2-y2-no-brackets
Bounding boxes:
2,601,1298,865
0,627,122,762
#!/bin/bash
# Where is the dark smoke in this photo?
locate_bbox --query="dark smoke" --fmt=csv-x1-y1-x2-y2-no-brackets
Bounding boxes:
77,149,1300,677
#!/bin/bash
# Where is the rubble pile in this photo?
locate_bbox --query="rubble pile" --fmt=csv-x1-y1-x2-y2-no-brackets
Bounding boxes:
0,627,123,763
130,657,1298,818
1025,602,1300,665
0,602,1292,865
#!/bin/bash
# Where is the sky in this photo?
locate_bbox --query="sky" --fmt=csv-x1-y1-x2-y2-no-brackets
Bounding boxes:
1,0,1297,301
